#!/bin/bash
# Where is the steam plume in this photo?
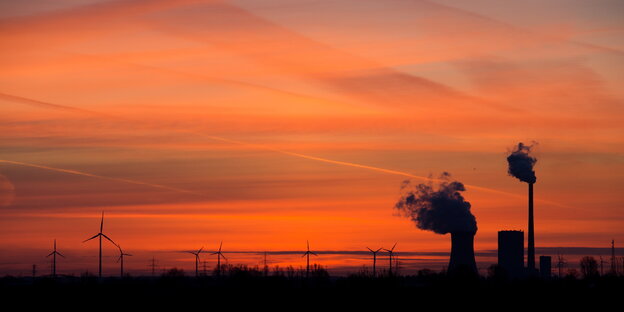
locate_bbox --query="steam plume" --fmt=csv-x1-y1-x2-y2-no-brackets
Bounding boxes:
395,173,477,235
506,142,537,184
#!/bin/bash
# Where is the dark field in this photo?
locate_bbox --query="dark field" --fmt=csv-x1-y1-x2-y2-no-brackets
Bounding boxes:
2,269,622,308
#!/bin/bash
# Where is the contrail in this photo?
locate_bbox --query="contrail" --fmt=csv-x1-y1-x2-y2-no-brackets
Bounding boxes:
3,92,567,207
0,92,109,116
0,159,199,195
199,135,570,207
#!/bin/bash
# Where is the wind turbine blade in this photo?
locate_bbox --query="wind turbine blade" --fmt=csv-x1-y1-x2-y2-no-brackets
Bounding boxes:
311,252,318,256
125,253,133,257
391,242,397,252
101,233,116,245
83,233,100,243
198,246,204,254
220,253,227,260
307,240,310,251
57,252,65,258
47,252,54,257
375,248,382,253
367,247,373,252
219,241,223,252
302,252,307,258
100,211,104,233
117,256,121,263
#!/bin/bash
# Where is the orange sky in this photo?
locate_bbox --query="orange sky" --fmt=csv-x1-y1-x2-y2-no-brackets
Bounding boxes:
1,0,623,276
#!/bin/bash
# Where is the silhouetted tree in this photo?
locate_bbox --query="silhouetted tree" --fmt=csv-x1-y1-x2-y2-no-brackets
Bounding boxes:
272,265,284,277
162,267,185,278
565,268,579,280
579,256,599,279
285,266,296,279
309,264,329,279
417,268,435,278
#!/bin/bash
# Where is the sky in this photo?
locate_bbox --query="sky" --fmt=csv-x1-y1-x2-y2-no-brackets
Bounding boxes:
0,0,623,277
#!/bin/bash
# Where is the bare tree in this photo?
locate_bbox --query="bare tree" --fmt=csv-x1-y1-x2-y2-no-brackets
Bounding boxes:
579,256,599,279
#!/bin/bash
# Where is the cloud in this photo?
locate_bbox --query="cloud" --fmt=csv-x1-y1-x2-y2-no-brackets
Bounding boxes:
0,0,209,48
0,174,15,208
145,1,517,112
454,57,623,115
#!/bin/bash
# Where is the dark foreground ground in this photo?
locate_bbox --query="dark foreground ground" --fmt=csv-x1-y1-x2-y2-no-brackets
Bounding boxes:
2,272,623,308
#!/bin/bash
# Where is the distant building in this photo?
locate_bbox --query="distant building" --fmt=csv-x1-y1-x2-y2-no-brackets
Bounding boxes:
498,230,524,279
540,256,552,279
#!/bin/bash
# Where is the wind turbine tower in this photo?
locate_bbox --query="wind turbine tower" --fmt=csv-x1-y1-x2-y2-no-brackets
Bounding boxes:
186,247,203,277
46,239,64,278
383,243,397,276
367,247,382,277
302,240,318,278
115,244,132,277
211,241,227,276
83,211,117,278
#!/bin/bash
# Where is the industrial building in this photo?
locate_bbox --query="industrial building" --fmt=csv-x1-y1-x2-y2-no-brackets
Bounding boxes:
540,256,552,279
498,230,524,279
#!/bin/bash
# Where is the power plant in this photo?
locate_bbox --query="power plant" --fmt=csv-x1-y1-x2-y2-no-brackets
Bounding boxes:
10,143,588,280
448,231,478,275
498,230,524,279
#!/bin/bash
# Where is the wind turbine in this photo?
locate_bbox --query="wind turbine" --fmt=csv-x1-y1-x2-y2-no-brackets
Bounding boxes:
186,246,203,277
46,239,64,278
302,240,318,278
383,243,397,276
211,241,226,276
83,211,117,278
367,247,382,277
115,244,132,277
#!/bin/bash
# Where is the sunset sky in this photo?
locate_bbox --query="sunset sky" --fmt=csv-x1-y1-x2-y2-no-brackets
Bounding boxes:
1,0,623,276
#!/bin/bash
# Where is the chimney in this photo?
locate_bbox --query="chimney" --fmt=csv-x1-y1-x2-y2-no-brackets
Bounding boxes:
527,182,535,272
448,231,478,275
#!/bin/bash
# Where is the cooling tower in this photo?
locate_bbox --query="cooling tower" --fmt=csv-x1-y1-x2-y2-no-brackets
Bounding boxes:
448,231,478,275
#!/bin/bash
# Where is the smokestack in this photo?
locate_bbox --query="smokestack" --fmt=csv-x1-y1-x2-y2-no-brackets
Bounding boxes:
528,182,535,271
506,142,538,273
448,231,478,275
